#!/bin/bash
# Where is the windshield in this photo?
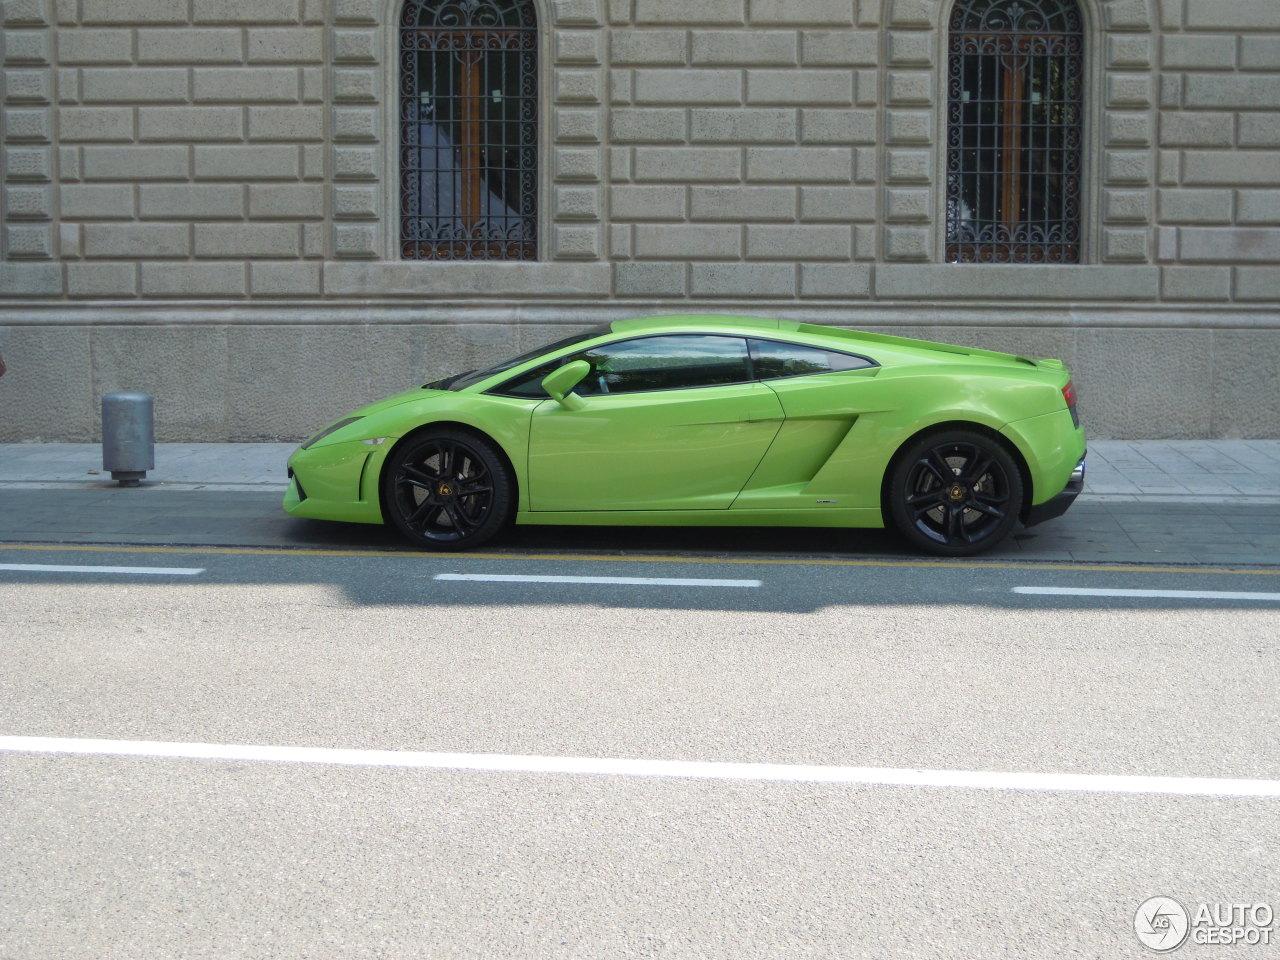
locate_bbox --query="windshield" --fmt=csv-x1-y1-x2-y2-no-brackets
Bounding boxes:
434,324,613,391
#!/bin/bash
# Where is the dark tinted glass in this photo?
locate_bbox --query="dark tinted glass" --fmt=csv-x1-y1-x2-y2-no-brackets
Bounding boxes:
492,358,560,397
578,335,750,395
447,324,610,391
749,339,875,380
494,335,751,397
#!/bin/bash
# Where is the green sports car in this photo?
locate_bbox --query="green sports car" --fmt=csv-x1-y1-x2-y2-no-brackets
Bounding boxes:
284,315,1085,556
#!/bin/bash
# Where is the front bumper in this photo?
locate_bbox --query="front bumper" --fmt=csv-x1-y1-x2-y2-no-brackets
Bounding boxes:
1024,452,1086,528
281,440,387,524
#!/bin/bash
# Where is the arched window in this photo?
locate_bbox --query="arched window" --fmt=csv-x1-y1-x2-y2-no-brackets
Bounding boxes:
400,0,538,260
946,0,1083,263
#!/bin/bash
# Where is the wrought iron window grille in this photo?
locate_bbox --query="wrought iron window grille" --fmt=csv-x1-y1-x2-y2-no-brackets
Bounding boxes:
946,0,1084,264
400,0,538,261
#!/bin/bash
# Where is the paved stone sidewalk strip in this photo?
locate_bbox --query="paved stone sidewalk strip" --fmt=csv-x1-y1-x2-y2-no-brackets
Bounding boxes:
0,443,296,487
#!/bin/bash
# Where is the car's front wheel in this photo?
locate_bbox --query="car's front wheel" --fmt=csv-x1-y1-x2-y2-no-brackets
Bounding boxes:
383,428,513,550
888,430,1023,556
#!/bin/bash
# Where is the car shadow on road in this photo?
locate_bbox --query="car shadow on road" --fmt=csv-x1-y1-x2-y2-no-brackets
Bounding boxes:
284,514,909,558
207,516,1280,616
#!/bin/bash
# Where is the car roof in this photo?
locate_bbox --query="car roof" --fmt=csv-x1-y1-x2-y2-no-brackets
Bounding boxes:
605,315,1040,369
609,314,791,336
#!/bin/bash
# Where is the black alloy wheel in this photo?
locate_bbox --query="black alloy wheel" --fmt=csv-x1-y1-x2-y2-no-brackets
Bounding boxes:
888,430,1023,556
383,429,513,550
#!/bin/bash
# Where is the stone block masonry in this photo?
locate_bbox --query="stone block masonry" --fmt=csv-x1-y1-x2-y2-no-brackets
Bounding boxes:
3,0,56,264
9,0,1272,294
0,0,327,280
0,0,1278,441
1157,0,1280,269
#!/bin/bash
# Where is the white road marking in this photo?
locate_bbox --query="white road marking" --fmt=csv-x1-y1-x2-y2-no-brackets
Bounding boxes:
2,737,1277,797
1014,586,1280,602
0,563,204,576
435,573,762,588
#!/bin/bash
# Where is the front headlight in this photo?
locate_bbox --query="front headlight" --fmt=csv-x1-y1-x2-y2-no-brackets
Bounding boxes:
300,416,363,450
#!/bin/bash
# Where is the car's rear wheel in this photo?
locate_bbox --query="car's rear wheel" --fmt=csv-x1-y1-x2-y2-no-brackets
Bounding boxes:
888,430,1023,556
383,428,512,551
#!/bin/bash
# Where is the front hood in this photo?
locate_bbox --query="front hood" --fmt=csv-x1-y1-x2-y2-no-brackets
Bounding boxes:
296,387,450,450
344,386,449,418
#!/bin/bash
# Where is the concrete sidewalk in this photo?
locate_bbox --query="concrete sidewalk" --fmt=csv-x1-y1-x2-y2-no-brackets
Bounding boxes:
1,440,1279,501
0,442,297,490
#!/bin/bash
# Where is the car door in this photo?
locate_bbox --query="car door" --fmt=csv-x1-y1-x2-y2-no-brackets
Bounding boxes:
526,334,785,511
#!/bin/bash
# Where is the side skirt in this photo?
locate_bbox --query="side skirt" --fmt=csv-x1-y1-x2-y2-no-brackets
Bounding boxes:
515,508,884,529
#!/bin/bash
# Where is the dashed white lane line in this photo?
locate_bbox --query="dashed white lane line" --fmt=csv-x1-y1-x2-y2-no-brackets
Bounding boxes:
0,563,204,576
2,737,1278,797
1015,586,1280,602
435,573,762,588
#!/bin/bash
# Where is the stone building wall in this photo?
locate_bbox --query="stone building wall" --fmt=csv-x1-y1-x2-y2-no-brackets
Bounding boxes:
0,0,1277,441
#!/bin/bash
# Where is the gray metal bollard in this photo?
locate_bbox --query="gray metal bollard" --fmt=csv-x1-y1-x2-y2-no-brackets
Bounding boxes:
102,392,155,487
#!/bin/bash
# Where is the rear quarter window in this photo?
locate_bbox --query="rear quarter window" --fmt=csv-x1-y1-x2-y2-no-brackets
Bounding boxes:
749,339,876,380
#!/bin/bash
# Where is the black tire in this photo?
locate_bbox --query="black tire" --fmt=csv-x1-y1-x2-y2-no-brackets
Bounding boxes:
382,428,513,551
888,429,1023,557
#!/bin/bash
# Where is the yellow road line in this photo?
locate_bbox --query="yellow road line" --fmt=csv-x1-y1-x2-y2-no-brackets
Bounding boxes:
0,540,1277,575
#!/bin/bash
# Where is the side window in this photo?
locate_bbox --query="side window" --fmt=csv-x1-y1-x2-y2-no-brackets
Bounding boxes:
749,339,875,380
493,335,751,397
492,357,560,398
576,335,751,395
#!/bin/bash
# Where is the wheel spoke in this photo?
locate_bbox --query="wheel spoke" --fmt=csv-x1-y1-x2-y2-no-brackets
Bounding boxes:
452,451,470,481
442,500,476,533
457,480,493,497
401,464,438,488
409,460,450,483
920,450,955,486
912,505,944,524
908,489,946,518
963,453,994,486
458,497,488,527
907,484,946,503
405,497,435,526
971,488,1009,508
966,498,1005,519
944,503,965,543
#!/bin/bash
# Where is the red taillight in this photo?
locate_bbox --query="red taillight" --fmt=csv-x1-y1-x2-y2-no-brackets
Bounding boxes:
1062,380,1077,408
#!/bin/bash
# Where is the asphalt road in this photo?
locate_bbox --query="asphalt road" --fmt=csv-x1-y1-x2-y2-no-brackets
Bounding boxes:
2,544,1278,959
2,486,1280,566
